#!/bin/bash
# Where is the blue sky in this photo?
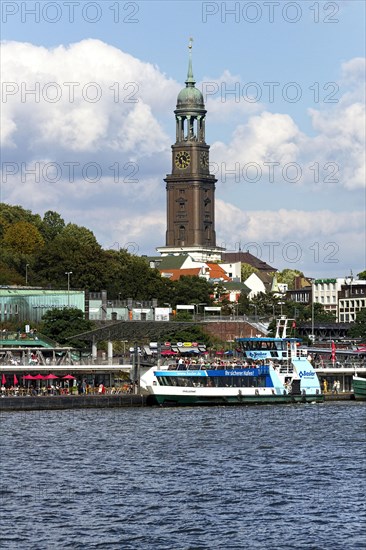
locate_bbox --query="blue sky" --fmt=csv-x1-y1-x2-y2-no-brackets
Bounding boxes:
1,0,365,277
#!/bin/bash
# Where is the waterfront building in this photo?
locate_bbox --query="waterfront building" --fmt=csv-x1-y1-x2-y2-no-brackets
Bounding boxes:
0,287,85,324
338,280,366,322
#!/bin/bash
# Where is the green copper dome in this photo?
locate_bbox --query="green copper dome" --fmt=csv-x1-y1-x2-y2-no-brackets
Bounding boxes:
177,85,204,108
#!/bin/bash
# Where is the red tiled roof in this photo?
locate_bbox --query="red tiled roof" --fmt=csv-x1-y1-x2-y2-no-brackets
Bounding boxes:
159,268,201,281
206,263,231,281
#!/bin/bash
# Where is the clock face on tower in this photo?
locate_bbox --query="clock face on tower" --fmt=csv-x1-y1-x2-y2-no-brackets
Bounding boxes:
175,151,191,169
200,151,209,168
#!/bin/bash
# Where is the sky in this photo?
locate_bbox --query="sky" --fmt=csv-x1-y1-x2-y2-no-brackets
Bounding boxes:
1,0,365,278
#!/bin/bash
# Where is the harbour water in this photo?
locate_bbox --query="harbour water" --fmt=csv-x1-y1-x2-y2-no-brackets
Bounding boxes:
1,402,365,549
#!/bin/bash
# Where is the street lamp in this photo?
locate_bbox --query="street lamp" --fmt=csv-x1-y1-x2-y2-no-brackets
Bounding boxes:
194,303,206,320
164,303,171,320
65,271,72,307
25,264,29,285
311,283,315,342
135,301,142,320
249,303,258,322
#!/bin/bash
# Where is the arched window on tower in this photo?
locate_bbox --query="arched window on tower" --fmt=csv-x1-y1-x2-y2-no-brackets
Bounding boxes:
205,225,211,243
179,225,186,244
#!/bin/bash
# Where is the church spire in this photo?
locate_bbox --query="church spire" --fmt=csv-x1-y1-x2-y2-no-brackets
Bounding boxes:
185,37,195,87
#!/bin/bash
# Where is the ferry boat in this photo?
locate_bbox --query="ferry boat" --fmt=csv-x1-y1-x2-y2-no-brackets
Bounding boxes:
141,321,324,406
352,376,366,400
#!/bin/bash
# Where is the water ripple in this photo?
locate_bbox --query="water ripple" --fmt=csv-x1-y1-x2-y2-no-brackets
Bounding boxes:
0,402,365,549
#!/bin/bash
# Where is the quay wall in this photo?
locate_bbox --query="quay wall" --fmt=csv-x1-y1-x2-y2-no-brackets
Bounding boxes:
0,394,146,411
0,392,356,411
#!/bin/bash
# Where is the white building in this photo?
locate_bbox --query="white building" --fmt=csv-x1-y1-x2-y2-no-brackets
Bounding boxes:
312,278,344,316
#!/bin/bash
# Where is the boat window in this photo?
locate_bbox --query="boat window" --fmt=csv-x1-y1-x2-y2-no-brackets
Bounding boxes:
157,373,270,388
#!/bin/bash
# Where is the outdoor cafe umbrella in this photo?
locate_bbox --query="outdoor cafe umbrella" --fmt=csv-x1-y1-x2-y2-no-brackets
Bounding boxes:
23,374,37,380
1,373,6,385
161,350,178,356
13,374,19,386
34,374,46,380
62,375,75,380
44,374,59,380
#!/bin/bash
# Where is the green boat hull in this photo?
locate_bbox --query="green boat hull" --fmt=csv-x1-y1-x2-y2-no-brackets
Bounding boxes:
150,393,324,407
352,378,366,400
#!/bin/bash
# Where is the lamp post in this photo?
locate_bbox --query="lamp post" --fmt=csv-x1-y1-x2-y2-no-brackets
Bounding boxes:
194,303,206,320
164,303,171,321
25,264,29,285
250,303,258,322
135,301,142,320
311,283,315,342
65,271,72,307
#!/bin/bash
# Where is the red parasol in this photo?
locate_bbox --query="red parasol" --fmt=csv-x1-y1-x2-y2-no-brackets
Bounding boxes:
62,374,75,380
161,350,178,356
34,374,46,380
1,373,6,385
44,374,59,380
23,374,36,380
14,374,19,385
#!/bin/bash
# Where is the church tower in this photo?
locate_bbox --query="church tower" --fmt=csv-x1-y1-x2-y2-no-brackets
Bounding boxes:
157,40,223,261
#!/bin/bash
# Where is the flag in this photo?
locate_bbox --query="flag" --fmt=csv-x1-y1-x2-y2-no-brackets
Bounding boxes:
14,374,19,386
331,341,336,363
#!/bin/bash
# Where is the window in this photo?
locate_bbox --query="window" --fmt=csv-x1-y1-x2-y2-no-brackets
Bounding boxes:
178,226,186,242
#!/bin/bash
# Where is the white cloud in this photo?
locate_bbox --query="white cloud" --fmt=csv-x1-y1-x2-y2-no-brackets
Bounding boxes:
1,39,177,152
215,200,366,275
199,69,263,123
211,111,302,166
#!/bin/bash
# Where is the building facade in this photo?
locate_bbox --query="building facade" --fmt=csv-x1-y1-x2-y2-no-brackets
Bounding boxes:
0,288,85,324
338,281,366,322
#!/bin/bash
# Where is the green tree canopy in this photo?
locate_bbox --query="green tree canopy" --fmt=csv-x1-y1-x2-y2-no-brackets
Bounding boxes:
276,269,304,290
349,309,366,338
40,308,94,347
3,221,45,257
170,276,213,308
0,203,42,240
357,270,366,280
241,263,259,281
40,211,65,242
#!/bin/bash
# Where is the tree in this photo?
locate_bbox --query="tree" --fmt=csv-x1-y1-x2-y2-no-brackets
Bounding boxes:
3,221,45,257
0,203,42,240
40,211,65,242
241,263,259,282
349,309,366,338
160,324,214,347
276,269,304,290
40,308,94,347
34,223,106,289
237,292,250,315
357,270,366,280
170,276,213,308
